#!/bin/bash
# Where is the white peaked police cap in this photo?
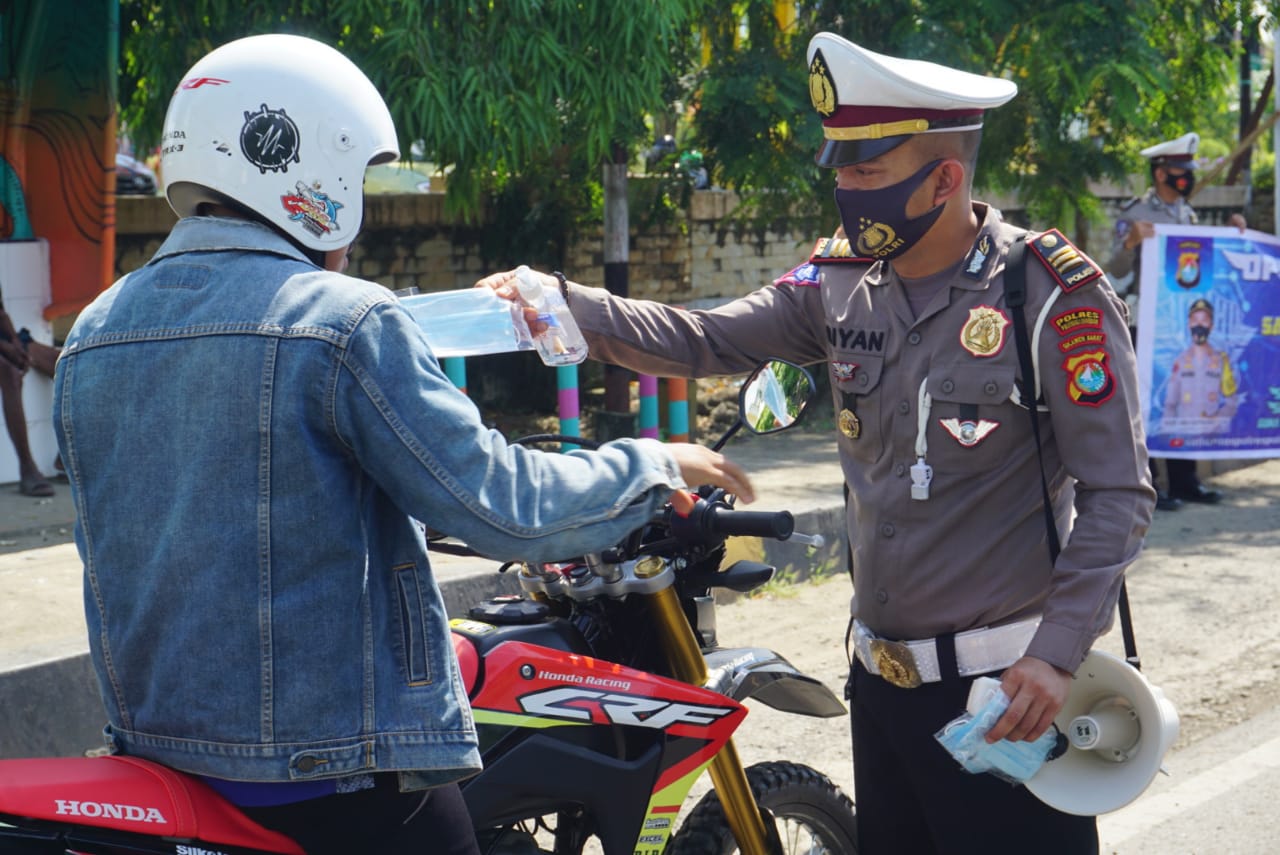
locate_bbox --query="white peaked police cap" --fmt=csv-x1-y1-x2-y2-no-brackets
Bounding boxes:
806,32,1017,168
1139,132,1200,169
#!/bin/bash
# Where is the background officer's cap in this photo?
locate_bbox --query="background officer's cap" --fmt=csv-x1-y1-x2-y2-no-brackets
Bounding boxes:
806,32,1017,168
1188,297,1214,318
1140,132,1199,170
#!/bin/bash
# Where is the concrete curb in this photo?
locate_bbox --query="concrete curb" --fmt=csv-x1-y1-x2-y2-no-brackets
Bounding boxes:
0,503,847,760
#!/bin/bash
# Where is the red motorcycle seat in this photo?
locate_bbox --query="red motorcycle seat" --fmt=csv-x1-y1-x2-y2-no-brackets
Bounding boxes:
0,755,305,854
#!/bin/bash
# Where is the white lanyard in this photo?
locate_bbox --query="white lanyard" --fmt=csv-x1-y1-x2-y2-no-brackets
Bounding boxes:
911,377,933,500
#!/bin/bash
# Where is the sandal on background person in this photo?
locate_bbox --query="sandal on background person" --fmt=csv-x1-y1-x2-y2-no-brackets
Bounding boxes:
19,472,55,497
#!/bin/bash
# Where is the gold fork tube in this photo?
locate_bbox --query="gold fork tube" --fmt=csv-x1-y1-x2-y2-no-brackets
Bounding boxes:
647,585,774,855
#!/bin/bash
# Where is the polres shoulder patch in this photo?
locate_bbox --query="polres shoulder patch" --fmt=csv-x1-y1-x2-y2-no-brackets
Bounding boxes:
1028,229,1103,292
809,235,874,265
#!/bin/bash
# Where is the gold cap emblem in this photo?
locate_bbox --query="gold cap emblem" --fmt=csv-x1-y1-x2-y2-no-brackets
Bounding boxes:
809,50,837,117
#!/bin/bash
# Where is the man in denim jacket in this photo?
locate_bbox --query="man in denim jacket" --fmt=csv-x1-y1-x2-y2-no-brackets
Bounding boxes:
53,35,750,855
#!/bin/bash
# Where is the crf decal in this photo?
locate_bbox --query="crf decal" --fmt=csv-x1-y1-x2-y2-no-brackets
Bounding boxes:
519,686,735,730
181,77,229,89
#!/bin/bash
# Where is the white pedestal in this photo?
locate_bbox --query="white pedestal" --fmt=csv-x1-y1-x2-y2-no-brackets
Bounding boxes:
0,239,57,486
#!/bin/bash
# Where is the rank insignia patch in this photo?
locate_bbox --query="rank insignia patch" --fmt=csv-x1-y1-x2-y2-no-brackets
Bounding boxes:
1029,229,1103,292
963,233,993,279
939,418,1000,447
1063,349,1115,406
960,305,1010,357
810,235,874,264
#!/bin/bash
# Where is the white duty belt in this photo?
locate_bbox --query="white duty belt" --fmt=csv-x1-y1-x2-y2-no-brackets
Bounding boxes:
853,617,1039,689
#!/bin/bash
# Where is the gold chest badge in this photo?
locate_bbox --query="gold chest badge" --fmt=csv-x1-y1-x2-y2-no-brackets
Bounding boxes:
960,305,1010,358
838,408,861,439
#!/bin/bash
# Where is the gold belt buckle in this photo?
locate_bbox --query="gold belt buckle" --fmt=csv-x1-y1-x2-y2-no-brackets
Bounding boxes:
869,639,923,689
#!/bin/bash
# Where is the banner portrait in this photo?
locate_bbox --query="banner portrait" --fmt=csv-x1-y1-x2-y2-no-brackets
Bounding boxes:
1137,224,1280,459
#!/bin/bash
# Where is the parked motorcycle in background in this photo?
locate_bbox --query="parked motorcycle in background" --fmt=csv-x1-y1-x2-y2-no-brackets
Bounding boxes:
0,359,859,855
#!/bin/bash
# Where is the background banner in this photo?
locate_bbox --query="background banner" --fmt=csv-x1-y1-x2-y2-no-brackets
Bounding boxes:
1137,224,1280,459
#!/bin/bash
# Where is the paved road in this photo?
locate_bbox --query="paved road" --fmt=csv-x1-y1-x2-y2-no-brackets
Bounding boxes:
4,442,1280,853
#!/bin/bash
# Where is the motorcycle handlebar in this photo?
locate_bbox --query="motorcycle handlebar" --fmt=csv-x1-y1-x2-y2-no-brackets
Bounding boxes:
671,499,794,542
712,507,795,540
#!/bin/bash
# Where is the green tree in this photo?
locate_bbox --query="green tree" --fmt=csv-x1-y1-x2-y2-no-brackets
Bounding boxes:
687,1,1280,240
119,0,704,421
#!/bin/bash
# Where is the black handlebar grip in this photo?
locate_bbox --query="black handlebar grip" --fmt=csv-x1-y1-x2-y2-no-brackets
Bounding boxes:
708,507,795,540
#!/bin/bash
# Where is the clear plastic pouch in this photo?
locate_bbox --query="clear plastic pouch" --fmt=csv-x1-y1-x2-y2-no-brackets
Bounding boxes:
398,288,535,359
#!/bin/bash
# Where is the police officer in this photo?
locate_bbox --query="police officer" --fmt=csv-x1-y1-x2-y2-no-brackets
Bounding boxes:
1106,133,1244,507
484,32,1153,854
1161,297,1239,429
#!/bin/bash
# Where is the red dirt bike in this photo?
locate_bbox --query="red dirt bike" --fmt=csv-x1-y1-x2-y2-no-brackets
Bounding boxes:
0,359,858,855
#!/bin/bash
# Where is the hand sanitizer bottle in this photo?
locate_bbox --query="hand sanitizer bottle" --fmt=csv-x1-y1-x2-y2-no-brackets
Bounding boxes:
513,266,589,366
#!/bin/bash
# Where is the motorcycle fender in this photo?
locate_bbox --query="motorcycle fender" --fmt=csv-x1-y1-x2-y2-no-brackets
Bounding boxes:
704,646,847,718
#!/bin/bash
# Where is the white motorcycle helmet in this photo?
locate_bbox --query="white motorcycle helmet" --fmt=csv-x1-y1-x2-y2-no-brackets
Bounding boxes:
161,33,399,253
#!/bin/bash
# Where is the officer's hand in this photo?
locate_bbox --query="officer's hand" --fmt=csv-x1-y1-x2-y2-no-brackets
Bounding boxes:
1123,220,1155,250
1229,212,1248,232
664,443,755,504
473,268,547,333
986,656,1071,743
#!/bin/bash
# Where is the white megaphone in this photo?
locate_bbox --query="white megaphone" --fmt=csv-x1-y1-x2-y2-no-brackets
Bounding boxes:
1025,649,1179,816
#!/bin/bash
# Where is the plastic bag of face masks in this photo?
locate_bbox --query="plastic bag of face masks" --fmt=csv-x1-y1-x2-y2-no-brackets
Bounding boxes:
934,677,1061,785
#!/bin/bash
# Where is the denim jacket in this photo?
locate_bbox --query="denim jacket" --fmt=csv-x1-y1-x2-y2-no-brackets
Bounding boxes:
54,217,685,786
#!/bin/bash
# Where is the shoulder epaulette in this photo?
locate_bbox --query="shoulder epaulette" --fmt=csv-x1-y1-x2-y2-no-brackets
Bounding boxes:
1027,229,1104,292
809,235,874,265
1118,197,1140,212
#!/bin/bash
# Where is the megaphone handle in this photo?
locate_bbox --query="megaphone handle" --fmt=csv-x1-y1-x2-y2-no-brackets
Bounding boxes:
1118,583,1141,671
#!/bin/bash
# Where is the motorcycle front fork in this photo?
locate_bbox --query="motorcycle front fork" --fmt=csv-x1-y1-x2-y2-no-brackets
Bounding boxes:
647,586,783,855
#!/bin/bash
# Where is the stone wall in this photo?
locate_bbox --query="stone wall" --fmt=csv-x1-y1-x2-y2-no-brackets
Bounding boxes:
115,191,817,306
116,183,1268,308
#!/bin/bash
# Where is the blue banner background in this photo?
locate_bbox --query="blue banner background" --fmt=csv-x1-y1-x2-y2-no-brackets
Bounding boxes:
1137,225,1280,459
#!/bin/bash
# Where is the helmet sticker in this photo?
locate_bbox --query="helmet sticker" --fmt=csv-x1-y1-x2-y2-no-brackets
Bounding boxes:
281,182,344,237
240,104,301,174
181,77,229,89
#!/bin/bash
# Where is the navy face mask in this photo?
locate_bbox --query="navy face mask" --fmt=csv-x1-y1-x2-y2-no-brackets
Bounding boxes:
835,159,945,261
1191,324,1211,344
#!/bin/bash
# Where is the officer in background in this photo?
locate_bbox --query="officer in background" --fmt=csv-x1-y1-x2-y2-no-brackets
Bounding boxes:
1106,132,1245,508
484,32,1154,854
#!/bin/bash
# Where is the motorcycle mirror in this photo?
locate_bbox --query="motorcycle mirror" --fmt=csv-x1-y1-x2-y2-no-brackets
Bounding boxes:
711,359,816,452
